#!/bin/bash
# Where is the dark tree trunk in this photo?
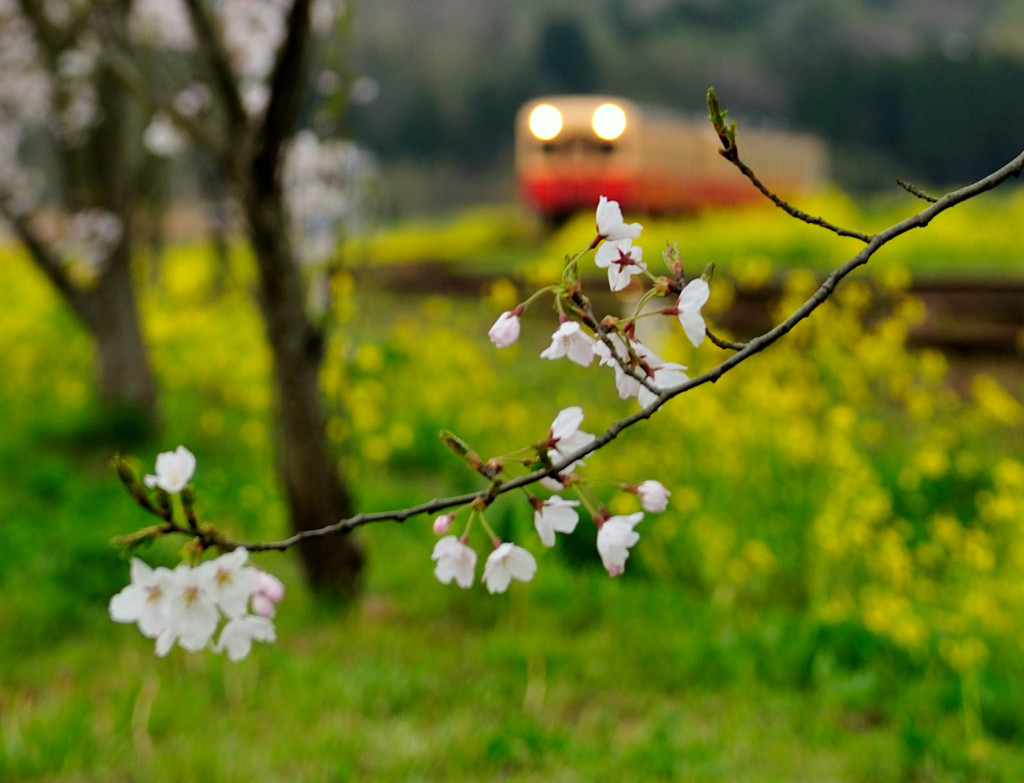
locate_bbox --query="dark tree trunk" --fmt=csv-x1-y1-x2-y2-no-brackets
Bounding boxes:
87,244,157,419
182,0,364,596
86,53,158,423
244,188,364,598
12,217,157,425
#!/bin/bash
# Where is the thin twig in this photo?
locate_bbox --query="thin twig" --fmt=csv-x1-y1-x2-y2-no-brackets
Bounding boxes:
896,177,939,203
727,155,873,243
705,88,871,243
705,328,747,352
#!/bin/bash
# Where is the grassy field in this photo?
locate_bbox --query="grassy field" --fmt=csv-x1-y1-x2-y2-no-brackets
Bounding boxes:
2,194,1024,781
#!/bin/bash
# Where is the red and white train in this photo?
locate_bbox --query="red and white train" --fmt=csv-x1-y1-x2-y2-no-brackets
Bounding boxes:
515,95,827,219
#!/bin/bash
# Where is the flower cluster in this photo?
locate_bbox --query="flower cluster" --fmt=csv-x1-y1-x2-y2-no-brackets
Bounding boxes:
489,196,711,407
109,548,282,660
459,197,710,590
109,446,283,659
430,405,671,590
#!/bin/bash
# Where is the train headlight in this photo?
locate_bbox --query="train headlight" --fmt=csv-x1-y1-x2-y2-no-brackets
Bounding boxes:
592,103,626,141
529,104,562,140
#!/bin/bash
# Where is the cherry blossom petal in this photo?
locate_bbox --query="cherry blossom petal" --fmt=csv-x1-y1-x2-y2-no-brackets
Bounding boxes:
533,495,581,547
488,311,521,347
597,512,644,576
431,536,477,588
595,196,642,241
636,480,671,513
482,543,537,593
143,445,196,493
677,278,710,347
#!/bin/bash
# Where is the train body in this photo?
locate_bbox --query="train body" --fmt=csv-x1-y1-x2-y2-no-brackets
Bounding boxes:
514,95,827,219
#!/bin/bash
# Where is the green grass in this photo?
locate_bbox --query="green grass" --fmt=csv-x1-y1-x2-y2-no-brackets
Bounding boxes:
2,212,1024,782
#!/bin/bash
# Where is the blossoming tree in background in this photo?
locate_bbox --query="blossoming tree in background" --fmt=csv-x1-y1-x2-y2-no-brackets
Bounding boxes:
2,0,377,596
0,0,158,423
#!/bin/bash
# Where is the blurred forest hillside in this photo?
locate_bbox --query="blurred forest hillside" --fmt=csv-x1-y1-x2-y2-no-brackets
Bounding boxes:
347,0,1024,213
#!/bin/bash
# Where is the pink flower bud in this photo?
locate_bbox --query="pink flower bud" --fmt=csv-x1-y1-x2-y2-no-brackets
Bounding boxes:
251,593,277,618
636,480,671,513
433,513,454,535
256,571,285,603
488,311,521,348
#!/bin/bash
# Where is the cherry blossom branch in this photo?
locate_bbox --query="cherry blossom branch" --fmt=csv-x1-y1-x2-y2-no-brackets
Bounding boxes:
108,127,1024,659
706,88,872,243
725,154,873,243
109,85,1024,591
168,143,1023,555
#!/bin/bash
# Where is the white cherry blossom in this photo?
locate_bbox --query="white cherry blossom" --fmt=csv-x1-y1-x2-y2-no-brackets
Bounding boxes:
482,543,537,594
111,554,284,657
595,238,646,292
198,548,262,619
60,209,123,275
143,113,187,157
216,615,277,661
108,559,177,639
595,196,642,242
540,321,595,367
282,131,378,269
431,535,477,588
158,565,219,655
637,361,689,408
144,445,196,494
593,335,644,400
636,480,671,513
533,495,580,547
593,336,688,407
549,406,593,456
677,278,710,347
546,406,594,482
488,310,521,347
128,0,195,51
597,512,644,576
